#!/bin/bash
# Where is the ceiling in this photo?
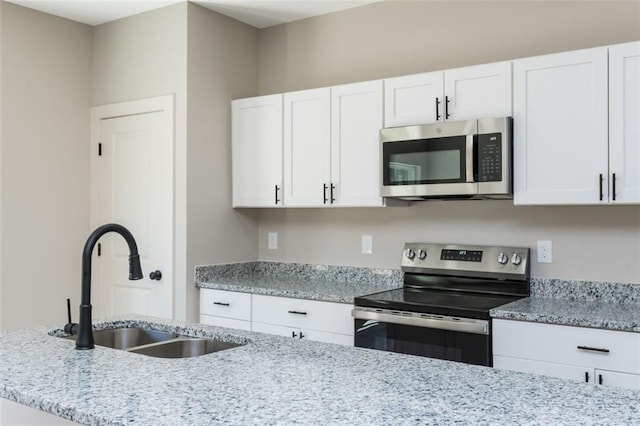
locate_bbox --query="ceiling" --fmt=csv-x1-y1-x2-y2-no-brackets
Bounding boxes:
5,0,383,28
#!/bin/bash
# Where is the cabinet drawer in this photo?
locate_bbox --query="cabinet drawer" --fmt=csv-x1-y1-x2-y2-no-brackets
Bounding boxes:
493,319,640,374
252,294,353,335
200,289,251,321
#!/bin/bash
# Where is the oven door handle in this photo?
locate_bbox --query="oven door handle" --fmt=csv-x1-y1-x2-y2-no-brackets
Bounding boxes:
352,307,489,335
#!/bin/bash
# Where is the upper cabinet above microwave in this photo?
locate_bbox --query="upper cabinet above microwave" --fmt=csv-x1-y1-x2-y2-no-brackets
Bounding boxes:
383,61,512,128
513,41,640,205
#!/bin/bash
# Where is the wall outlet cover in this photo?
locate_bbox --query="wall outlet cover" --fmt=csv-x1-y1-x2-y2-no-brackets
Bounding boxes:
537,240,552,263
362,235,373,254
268,232,278,250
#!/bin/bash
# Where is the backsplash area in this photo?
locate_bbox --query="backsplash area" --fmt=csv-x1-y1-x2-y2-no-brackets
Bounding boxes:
257,201,640,284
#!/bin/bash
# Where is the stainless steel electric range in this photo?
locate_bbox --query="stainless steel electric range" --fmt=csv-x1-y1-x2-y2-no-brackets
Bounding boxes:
353,243,530,366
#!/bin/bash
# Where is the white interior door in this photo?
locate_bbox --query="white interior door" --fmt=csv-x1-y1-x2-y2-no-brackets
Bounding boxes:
91,96,174,319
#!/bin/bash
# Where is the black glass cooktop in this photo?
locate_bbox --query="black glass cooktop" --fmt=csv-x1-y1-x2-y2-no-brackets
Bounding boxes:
354,287,524,320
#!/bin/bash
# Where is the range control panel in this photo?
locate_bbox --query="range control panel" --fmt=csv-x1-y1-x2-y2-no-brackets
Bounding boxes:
401,242,530,280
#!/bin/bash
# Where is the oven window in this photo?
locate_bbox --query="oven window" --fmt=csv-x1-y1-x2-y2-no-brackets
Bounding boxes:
354,319,491,366
382,136,467,186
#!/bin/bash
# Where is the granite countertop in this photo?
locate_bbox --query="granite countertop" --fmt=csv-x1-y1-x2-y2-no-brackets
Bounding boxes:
195,261,402,303
491,278,640,332
2,316,639,425
491,297,640,332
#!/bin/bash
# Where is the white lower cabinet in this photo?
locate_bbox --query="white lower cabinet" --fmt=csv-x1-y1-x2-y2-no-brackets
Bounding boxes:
199,289,354,346
199,289,252,331
493,319,640,390
252,294,354,346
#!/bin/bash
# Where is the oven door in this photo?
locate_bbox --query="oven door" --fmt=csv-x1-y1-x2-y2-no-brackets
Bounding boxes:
353,308,491,366
380,119,478,199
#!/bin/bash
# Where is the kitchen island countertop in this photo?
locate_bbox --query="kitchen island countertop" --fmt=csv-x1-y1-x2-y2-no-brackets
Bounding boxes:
1,316,639,425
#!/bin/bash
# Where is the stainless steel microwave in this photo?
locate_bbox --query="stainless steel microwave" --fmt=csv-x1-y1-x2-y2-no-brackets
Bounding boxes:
380,117,513,200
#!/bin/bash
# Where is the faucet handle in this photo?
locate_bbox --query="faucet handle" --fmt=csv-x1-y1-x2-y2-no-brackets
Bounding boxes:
64,298,78,335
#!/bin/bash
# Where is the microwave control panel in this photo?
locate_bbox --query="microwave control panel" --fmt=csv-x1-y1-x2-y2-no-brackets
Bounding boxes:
477,133,502,182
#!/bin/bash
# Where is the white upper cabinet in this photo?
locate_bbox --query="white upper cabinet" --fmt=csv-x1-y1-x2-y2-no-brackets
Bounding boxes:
331,80,384,206
514,44,640,205
513,47,609,205
443,61,512,122
384,71,444,127
384,61,512,128
232,94,283,207
283,82,384,208
609,41,640,204
283,88,332,207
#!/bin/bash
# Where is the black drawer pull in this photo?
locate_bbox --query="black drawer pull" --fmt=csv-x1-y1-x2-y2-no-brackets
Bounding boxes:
577,345,610,354
598,374,603,385
288,310,307,316
213,302,230,307
585,371,590,383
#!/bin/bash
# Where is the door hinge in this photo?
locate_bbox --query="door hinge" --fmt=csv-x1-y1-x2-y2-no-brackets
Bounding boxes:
97,243,101,256
98,142,102,156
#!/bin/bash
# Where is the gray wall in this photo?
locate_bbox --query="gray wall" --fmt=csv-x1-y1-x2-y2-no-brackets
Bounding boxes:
93,3,259,322
186,3,259,322
0,3,92,330
256,1,640,284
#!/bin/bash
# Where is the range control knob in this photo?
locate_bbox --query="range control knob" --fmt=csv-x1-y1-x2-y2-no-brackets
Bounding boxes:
405,248,416,260
417,249,427,260
511,253,522,266
497,252,509,265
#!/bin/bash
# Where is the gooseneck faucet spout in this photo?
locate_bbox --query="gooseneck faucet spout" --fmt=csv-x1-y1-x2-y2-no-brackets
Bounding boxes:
75,224,143,350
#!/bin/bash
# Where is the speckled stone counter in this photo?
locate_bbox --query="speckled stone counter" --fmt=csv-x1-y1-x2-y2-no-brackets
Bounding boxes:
491,278,640,332
195,261,402,303
2,316,640,425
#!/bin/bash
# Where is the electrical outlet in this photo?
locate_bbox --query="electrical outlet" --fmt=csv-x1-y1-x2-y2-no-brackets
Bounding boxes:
362,235,373,254
268,232,278,250
537,240,552,263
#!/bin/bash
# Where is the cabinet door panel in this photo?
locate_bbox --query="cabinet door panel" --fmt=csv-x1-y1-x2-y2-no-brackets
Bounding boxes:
384,71,444,127
232,95,283,207
331,80,384,206
284,88,331,206
200,315,251,331
609,41,640,204
596,369,640,391
444,61,512,122
494,355,592,383
513,47,608,205
251,322,353,346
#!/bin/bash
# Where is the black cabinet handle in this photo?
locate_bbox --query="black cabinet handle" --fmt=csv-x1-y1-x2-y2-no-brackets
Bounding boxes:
435,97,441,121
330,183,336,204
292,331,297,338
445,95,451,120
213,302,230,307
323,184,328,204
149,270,162,281
577,345,610,354
598,374,603,385
299,332,305,339
288,310,307,316
275,185,280,205
612,173,616,201
585,371,590,383
599,174,604,201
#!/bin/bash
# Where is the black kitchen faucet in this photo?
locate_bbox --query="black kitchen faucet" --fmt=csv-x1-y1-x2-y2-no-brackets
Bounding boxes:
65,224,143,350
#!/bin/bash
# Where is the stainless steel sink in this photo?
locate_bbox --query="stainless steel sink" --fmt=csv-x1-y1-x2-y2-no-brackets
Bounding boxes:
63,327,244,358
129,338,242,358
64,327,179,349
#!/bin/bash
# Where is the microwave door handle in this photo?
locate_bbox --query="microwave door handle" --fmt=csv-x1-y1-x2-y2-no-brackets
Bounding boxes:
465,134,475,183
